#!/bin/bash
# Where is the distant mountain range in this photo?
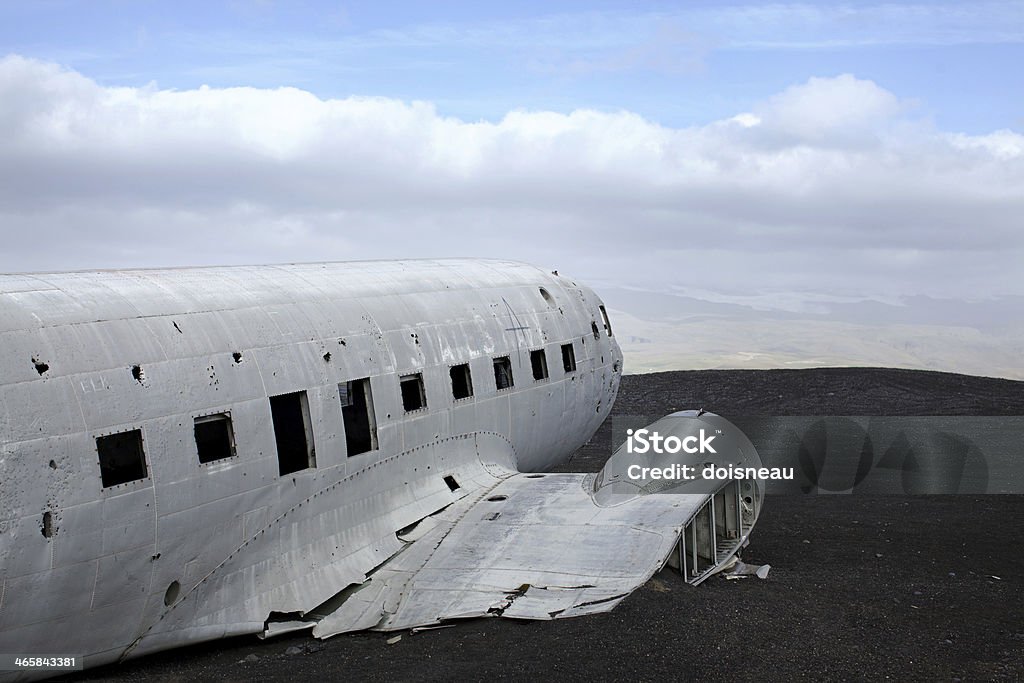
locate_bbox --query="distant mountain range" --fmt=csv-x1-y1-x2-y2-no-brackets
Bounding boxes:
600,288,1024,380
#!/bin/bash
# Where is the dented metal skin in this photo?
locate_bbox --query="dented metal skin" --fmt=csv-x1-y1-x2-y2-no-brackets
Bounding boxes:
0,259,764,680
0,260,620,677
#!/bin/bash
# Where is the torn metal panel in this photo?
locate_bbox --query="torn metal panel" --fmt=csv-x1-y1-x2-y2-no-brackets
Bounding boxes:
259,619,316,640
369,472,699,629
721,557,771,580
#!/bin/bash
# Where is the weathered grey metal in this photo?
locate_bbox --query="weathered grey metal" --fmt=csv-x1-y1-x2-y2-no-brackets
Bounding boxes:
0,259,763,680
0,259,621,677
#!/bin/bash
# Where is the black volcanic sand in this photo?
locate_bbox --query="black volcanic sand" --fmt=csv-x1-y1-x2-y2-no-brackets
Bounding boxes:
65,368,1024,682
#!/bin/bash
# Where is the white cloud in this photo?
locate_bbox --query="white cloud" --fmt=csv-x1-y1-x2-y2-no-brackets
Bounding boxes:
0,54,1022,310
752,74,906,143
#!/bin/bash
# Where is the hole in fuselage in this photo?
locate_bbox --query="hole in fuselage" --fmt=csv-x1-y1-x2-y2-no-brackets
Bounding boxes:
340,378,378,456
195,413,236,464
450,364,473,400
400,373,427,412
444,475,460,491
97,429,148,487
486,495,507,502
270,391,317,475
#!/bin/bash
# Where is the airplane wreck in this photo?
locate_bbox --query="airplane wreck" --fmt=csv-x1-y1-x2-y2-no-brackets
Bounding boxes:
0,259,764,679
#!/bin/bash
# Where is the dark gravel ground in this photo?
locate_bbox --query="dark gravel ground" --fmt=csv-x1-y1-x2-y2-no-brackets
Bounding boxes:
65,368,1024,682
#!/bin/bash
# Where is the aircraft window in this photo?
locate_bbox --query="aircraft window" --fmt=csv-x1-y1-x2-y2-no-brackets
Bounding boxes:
194,413,236,464
400,373,428,412
270,391,317,475
97,429,148,487
530,349,549,381
592,321,600,340
562,343,577,373
599,305,613,337
340,378,378,456
493,356,514,390
539,287,556,307
444,475,461,491
450,364,473,400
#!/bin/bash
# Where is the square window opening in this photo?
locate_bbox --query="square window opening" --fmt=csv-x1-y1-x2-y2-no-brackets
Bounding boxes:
493,356,514,391
450,363,474,400
270,391,316,476
341,378,378,456
400,373,427,412
444,475,460,491
195,413,236,464
530,349,549,381
97,429,148,487
561,343,577,373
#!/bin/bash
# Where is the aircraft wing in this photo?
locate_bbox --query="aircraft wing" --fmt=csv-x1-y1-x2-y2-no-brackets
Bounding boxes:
310,470,708,637
306,411,765,637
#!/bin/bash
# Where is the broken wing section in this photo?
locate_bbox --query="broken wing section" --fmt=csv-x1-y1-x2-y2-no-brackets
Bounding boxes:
311,411,765,635
313,472,700,636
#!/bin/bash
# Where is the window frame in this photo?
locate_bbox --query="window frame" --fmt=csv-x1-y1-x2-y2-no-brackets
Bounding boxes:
493,356,514,391
530,348,549,382
400,372,428,412
450,363,474,401
194,411,238,465
340,377,379,456
96,427,149,489
561,342,577,373
269,390,317,476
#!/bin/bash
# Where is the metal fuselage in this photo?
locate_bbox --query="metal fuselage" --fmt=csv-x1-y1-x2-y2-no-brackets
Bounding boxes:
0,259,621,672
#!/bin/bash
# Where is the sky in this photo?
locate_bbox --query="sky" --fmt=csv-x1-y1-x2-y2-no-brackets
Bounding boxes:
3,1,1024,133
1,1,1023,375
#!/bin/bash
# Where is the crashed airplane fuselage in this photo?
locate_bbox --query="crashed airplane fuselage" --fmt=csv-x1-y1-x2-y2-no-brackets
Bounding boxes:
0,259,763,678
